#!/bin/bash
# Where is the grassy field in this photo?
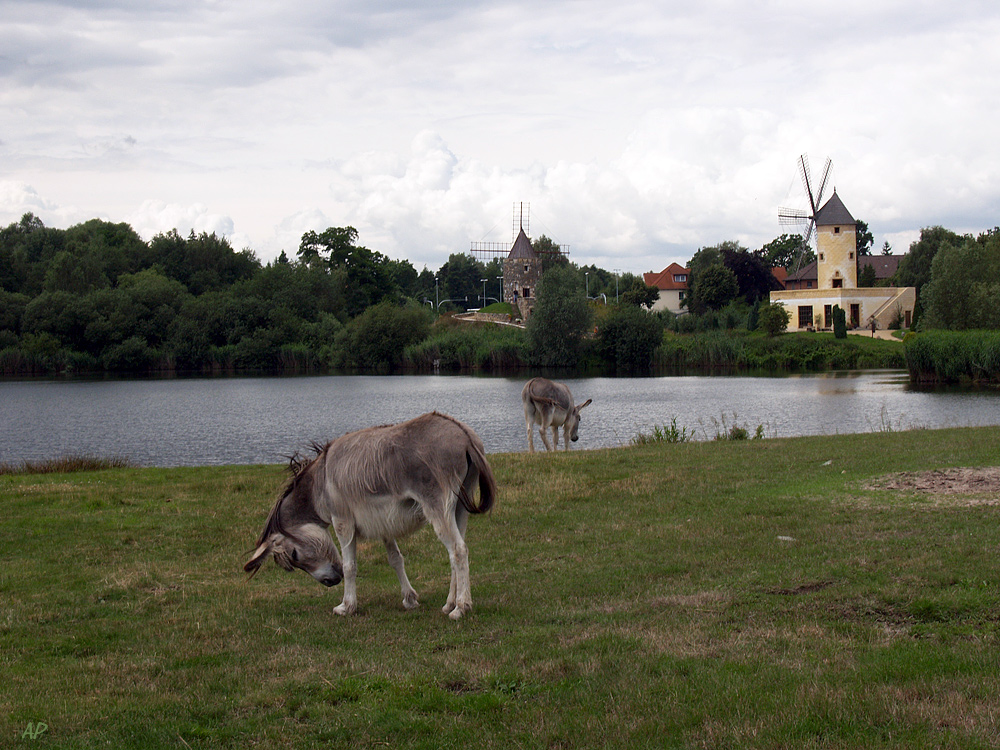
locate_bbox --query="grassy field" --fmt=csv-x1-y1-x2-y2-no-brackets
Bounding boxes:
3,427,1000,748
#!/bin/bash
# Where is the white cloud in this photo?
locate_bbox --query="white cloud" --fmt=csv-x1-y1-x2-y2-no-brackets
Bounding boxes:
125,200,235,241
1,0,998,274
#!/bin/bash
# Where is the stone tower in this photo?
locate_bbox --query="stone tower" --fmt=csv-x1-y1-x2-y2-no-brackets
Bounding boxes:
814,190,857,289
503,226,541,319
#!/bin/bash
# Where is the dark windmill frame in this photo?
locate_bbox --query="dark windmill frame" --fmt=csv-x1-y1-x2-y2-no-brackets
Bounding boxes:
778,155,833,272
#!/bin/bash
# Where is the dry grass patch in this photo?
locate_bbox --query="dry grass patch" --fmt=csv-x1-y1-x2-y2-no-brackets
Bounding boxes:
866,467,1000,506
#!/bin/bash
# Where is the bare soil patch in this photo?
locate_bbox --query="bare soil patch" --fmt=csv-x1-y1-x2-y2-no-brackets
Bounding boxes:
867,467,1000,505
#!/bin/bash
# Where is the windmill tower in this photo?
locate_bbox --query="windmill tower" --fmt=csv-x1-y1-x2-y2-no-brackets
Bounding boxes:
813,190,857,289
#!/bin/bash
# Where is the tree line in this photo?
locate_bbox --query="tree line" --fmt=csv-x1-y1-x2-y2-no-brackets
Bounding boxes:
0,212,995,377
0,214,654,375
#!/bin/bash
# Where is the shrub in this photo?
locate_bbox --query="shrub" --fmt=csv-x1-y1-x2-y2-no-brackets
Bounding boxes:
833,305,847,339
597,305,664,371
758,303,790,337
335,301,433,372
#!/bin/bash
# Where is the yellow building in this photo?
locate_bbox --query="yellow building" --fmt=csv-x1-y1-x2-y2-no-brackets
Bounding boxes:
770,191,916,331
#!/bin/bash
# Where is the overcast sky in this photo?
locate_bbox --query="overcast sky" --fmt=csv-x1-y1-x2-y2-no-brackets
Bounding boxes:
2,0,998,274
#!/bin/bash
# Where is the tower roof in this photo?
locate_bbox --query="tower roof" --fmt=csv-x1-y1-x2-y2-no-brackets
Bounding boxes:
815,190,855,227
508,227,536,259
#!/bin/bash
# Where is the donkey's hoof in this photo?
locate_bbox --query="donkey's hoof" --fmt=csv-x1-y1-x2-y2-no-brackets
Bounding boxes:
402,592,419,610
334,602,356,616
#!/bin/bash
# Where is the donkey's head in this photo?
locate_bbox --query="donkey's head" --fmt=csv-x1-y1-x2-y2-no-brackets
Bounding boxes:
244,460,343,588
567,398,593,442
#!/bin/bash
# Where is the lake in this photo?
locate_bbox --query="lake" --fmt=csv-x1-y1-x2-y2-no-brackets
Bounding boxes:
1,372,998,467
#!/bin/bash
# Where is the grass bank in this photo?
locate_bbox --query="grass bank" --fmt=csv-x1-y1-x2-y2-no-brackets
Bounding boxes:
3,427,1000,748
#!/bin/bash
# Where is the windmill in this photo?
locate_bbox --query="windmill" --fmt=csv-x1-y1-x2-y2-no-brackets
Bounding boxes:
778,154,832,272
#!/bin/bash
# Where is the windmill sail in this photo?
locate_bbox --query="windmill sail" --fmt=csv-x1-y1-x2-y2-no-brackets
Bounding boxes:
778,154,832,271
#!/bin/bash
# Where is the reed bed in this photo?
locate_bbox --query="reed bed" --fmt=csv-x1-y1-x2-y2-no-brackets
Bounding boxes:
904,330,1000,384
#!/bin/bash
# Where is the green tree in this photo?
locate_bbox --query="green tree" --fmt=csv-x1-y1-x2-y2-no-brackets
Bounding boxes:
526,265,593,367
922,229,1000,330
620,279,660,309
895,226,966,327
298,226,359,266
856,219,874,256
691,264,739,311
437,253,484,307
896,226,965,293
149,230,259,294
720,244,780,305
533,235,568,272
597,305,663,371
757,233,810,271
0,213,66,295
858,262,877,288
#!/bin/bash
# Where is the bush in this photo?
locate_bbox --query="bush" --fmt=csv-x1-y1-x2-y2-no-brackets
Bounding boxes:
833,305,847,339
597,305,664,371
335,301,433,371
758,302,790,337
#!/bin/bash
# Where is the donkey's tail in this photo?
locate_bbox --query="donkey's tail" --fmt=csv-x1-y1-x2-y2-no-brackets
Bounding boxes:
458,439,497,515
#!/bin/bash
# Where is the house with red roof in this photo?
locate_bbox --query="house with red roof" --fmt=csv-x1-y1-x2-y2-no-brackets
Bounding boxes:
642,262,690,314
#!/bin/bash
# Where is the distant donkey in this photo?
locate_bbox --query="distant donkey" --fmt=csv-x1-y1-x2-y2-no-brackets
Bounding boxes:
521,377,592,452
244,412,496,619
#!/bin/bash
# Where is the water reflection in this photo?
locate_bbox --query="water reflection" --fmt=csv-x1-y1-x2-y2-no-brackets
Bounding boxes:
1,371,998,467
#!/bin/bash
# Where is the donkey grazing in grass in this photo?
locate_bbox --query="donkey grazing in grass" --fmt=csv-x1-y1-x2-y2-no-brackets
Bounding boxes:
244,412,496,619
522,377,592,452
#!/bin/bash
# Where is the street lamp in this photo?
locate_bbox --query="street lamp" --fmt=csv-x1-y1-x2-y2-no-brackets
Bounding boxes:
496,275,503,305
480,278,487,307
614,269,620,303
585,271,589,299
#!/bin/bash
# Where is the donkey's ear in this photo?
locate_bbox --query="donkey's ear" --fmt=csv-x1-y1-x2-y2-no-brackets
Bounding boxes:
244,541,272,578
578,398,592,410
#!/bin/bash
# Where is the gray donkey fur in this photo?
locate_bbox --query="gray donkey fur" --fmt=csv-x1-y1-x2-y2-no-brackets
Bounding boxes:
521,377,592,452
245,412,496,619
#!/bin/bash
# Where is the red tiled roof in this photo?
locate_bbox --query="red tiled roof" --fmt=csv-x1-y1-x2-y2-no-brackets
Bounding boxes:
644,262,689,290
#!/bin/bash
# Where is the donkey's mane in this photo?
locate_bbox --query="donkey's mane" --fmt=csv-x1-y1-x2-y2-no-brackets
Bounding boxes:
254,441,329,548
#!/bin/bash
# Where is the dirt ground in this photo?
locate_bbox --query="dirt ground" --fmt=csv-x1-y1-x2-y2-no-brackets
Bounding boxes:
867,467,1000,505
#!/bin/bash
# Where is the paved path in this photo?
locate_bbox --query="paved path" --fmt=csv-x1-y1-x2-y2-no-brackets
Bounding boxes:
847,328,901,340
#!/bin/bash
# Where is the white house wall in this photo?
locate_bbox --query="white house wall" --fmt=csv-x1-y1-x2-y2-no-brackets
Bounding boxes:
770,287,915,331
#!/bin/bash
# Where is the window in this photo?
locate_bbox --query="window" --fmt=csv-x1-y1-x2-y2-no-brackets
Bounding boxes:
819,253,825,262
824,304,832,328
832,278,843,288
524,265,529,273
673,274,687,283
834,227,841,234
523,287,531,298
849,251,854,260
798,306,813,328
